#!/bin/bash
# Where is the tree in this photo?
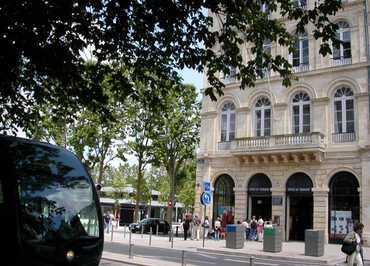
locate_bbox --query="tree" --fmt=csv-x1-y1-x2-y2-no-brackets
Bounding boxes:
152,83,200,223
1,0,344,133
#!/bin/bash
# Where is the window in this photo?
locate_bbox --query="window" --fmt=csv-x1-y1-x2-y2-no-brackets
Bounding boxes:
293,31,309,72
334,87,354,134
255,97,271,137
295,0,307,9
221,102,236,142
222,66,236,84
292,92,311,133
333,22,351,65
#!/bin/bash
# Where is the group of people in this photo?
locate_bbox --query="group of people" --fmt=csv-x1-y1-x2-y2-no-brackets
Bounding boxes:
240,216,265,241
182,214,203,240
103,211,120,233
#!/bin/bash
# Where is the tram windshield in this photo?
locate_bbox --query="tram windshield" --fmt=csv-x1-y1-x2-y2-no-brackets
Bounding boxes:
14,142,100,243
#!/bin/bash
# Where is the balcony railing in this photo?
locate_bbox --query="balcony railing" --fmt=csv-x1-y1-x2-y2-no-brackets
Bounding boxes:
331,57,352,67
292,63,309,73
218,141,232,150
231,132,325,151
332,132,356,143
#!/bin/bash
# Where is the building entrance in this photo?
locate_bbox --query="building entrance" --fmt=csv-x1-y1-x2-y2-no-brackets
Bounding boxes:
329,172,359,243
248,173,272,221
286,172,313,241
213,174,235,226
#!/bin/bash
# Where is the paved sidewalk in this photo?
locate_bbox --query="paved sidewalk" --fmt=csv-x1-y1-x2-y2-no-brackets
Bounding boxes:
102,226,370,265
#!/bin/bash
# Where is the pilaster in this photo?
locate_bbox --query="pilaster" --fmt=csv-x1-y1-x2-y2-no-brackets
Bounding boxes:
234,188,247,222
312,188,329,244
270,188,286,240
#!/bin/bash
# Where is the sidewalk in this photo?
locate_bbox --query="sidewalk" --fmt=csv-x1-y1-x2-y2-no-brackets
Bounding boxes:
102,226,369,265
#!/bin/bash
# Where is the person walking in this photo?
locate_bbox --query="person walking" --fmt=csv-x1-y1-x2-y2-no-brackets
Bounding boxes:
242,218,250,241
183,216,191,240
104,211,112,234
203,216,210,239
343,222,364,266
192,215,201,240
214,217,221,241
257,216,264,242
249,216,257,241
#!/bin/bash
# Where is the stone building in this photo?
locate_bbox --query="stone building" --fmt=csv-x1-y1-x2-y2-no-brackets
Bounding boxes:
195,0,370,245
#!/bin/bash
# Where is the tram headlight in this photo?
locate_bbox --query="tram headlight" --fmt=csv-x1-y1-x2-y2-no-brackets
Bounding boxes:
66,250,75,262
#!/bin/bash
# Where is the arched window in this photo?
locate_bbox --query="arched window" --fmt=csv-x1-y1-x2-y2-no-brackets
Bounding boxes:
221,102,236,142
295,0,307,9
293,31,309,72
333,87,355,142
254,97,271,137
213,174,235,225
333,22,351,63
292,92,311,133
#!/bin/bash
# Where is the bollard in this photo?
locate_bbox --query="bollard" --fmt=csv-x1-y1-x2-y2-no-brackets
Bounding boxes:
176,226,179,237
141,226,144,238
171,230,174,248
249,256,255,266
123,225,126,239
149,227,152,246
129,243,134,259
111,224,114,241
156,224,159,236
181,250,186,266
129,230,132,246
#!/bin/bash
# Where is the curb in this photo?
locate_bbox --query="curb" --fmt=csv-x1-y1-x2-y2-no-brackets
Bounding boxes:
196,248,345,265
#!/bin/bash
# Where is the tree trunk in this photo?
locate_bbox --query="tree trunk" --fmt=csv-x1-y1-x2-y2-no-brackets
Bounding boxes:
134,159,143,222
97,157,105,185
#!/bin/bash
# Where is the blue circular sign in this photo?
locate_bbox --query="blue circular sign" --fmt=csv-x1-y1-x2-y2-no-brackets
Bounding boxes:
201,192,211,205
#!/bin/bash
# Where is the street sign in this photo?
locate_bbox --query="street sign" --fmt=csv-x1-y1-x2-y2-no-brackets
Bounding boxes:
204,182,211,192
200,192,211,205
168,200,172,207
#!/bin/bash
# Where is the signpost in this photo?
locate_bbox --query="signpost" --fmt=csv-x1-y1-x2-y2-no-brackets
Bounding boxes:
201,182,212,248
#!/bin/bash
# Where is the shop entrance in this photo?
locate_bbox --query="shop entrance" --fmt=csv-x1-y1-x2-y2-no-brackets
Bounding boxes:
329,172,359,243
286,172,313,241
213,174,235,226
248,173,272,221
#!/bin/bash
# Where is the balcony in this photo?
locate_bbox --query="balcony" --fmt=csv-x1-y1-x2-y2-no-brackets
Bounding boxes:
331,57,352,67
229,132,326,165
332,132,356,143
292,63,309,73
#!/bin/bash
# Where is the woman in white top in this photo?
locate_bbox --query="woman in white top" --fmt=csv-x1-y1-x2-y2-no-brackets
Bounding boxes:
214,217,221,240
343,222,364,266
203,216,210,239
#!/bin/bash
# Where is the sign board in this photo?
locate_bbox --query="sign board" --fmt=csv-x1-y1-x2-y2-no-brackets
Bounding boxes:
204,182,211,192
272,196,283,206
200,192,211,205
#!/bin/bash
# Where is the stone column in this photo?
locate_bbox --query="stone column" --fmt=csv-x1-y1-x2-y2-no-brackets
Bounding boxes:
270,188,286,240
234,188,247,222
312,188,329,244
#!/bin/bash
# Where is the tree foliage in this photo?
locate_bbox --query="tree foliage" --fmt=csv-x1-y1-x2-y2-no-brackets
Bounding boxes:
1,0,343,133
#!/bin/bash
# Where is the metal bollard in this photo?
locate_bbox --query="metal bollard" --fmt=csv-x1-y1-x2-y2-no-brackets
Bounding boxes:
141,226,144,238
171,229,174,248
129,243,134,259
156,224,159,236
249,256,255,266
123,225,126,239
181,250,186,266
149,227,152,246
111,224,114,241
129,230,132,246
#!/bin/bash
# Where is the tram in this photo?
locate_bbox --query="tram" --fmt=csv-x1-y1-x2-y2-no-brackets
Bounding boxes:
0,135,103,266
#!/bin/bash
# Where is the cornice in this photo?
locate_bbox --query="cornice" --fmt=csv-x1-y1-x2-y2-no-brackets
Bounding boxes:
200,111,217,118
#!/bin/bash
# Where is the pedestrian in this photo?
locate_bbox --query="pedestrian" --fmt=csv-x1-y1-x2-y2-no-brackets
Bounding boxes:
343,222,364,266
115,213,120,228
257,216,264,242
192,215,201,240
104,211,111,233
249,216,257,241
242,218,250,241
183,216,191,240
214,217,221,241
203,216,210,239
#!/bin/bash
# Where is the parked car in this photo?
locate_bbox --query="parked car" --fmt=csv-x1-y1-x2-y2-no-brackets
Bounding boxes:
129,218,170,234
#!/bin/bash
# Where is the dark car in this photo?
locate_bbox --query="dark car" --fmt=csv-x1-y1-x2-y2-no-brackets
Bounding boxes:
130,218,170,234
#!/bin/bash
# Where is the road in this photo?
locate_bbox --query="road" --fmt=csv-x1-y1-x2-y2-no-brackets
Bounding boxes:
103,241,365,266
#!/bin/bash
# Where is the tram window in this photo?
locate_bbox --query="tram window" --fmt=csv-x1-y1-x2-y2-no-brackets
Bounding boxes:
16,144,100,241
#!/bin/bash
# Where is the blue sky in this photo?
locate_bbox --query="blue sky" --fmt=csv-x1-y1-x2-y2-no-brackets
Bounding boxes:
178,67,203,101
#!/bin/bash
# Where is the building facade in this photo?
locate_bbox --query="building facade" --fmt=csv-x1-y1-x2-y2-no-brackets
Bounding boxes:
195,0,370,245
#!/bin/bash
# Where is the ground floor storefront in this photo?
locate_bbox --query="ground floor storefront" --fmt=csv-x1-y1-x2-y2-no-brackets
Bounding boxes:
195,155,370,245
